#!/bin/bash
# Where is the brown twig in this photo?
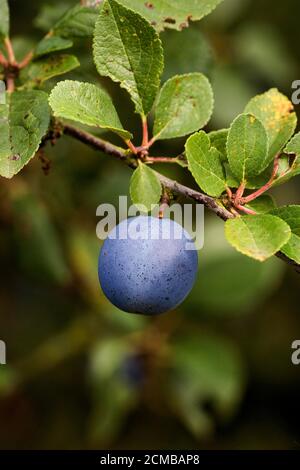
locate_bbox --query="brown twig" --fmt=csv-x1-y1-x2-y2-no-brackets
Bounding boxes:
235,181,246,204
63,123,134,163
142,117,149,148
59,122,299,272
159,189,170,219
62,123,233,221
6,75,15,92
155,172,234,221
1,39,33,93
18,50,34,69
276,251,300,273
144,156,181,164
4,37,16,65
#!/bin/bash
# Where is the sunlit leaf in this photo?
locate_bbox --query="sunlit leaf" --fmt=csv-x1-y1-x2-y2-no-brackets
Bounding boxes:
245,88,297,162
225,214,291,261
130,163,162,211
49,80,131,139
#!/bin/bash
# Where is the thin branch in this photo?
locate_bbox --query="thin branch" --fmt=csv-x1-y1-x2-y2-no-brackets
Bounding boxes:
63,123,133,163
159,189,170,219
6,75,15,92
236,204,257,215
242,155,280,204
18,50,34,69
62,123,233,221
60,122,300,272
142,117,149,148
4,37,16,65
235,181,246,204
155,172,234,221
144,156,181,164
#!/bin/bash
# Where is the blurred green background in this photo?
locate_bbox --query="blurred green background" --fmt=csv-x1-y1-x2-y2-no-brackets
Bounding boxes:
0,0,300,450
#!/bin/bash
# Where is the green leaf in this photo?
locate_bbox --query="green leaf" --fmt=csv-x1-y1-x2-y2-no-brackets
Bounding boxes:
119,0,224,32
225,214,291,261
273,164,300,187
209,129,228,161
153,73,213,141
20,54,80,86
0,90,50,178
53,4,100,38
93,0,163,117
34,36,73,59
225,163,273,190
227,113,269,182
245,88,297,162
0,0,9,38
270,206,300,264
130,163,162,212
285,131,300,157
224,163,239,188
186,131,226,197
245,195,276,214
49,80,131,140
170,333,245,438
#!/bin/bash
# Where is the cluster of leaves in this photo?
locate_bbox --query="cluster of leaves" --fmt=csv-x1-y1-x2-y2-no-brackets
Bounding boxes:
1,0,300,271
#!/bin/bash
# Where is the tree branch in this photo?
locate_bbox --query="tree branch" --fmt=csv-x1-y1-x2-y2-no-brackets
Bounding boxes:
63,123,134,164
62,123,232,220
155,172,234,221
60,123,299,272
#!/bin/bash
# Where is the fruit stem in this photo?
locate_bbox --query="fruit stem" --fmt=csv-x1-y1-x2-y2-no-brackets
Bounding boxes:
236,204,257,215
4,37,16,65
142,117,149,148
159,190,170,219
144,156,180,164
147,136,156,148
234,181,246,204
125,140,138,155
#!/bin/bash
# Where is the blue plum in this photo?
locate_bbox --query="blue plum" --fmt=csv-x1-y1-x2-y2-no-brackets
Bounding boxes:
98,216,198,315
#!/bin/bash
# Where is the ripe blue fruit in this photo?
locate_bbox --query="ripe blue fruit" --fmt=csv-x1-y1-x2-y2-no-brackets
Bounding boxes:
98,216,198,315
